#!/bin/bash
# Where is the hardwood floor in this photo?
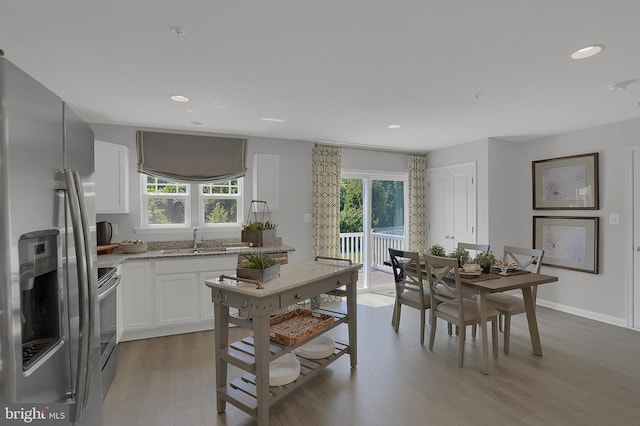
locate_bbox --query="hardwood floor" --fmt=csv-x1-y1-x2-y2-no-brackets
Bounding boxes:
104,295,640,426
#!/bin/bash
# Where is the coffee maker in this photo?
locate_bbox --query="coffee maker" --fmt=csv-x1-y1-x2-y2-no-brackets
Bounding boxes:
96,221,112,246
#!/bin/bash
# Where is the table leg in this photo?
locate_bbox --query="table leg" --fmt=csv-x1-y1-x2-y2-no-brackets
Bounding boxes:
521,287,543,356
346,273,358,367
476,291,490,374
253,313,271,425
214,303,229,413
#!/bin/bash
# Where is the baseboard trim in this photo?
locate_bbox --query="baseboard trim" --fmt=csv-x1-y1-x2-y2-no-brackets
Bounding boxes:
537,298,627,328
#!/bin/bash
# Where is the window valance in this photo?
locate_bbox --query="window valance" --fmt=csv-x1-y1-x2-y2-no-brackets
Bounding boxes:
136,130,247,182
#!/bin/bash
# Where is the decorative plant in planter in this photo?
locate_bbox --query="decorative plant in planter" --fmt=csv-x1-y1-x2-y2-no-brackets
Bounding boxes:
474,251,497,272
241,200,277,247
448,247,471,267
237,252,281,284
428,244,446,257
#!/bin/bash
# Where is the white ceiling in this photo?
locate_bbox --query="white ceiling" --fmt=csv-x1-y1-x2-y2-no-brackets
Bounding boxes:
2,1,640,152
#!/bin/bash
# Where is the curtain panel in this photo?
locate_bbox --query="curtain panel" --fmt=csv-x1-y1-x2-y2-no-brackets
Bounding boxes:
408,155,428,252
312,144,342,257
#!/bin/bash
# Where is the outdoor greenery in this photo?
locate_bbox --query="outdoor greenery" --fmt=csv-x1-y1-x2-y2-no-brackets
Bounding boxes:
340,178,405,233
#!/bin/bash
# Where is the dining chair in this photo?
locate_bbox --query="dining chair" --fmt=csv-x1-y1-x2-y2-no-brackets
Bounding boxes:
423,254,499,368
388,248,432,345
485,246,544,354
457,242,490,259
453,242,490,337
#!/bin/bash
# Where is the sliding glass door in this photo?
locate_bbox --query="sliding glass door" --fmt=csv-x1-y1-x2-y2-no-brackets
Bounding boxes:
340,172,407,291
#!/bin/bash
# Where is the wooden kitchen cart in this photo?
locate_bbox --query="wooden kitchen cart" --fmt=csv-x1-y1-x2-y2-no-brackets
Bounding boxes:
205,258,362,425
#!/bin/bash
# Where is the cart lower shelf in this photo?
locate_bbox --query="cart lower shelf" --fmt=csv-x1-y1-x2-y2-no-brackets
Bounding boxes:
217,341,349,416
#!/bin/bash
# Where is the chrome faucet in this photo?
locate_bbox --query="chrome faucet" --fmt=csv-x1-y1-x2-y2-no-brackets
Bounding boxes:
192,226,200,249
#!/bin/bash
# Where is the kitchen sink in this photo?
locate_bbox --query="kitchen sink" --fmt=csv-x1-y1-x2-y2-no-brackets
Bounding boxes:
160,247,228,255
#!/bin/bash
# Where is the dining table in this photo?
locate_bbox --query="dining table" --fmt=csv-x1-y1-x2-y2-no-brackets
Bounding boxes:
456,269,558,374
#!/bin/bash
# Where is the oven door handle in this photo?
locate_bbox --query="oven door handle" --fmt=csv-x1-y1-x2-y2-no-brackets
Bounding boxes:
98,275,120,301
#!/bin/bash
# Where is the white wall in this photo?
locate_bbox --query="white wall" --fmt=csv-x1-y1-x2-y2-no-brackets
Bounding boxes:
342,147,408,172
90,123,315,263
427,117,640,326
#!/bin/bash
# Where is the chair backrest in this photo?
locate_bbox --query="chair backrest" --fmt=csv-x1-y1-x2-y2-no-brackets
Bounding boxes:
389,248,425,295
502,246,544,273
423,254,463,313
457,242,490,259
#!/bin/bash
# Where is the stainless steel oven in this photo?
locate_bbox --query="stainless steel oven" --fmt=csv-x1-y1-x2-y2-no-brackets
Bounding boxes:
97,267,120,398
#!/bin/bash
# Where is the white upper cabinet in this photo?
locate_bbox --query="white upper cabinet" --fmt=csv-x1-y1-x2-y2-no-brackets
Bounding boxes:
95,140,130,213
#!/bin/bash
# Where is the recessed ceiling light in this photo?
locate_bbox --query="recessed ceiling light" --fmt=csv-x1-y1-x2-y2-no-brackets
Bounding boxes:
261,117,286,122
570,44,604,59
388,124,401,129
170,95,189,102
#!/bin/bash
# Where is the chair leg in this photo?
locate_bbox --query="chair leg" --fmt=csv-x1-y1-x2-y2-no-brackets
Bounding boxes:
471,324,477,339
429,313,437,351
394,304,402,333
447,322,453,336
492,317,499,358
499,314,504,332
458,324,465,367
391,303,396,327
504,314,511,354
420,309,426,346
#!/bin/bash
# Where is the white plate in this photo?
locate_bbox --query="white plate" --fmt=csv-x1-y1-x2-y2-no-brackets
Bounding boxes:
269,353,300,386
294,334,335,359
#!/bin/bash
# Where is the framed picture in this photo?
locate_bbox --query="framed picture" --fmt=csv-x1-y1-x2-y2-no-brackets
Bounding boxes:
533,216,599,274
532,152,599,209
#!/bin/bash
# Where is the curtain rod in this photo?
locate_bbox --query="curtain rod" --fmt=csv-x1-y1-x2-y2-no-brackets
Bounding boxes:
314,141,426,157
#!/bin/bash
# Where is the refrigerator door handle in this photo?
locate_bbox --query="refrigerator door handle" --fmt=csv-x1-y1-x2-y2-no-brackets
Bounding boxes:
64,169,93,423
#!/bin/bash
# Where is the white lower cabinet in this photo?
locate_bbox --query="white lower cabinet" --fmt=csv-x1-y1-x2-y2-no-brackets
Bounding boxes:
155,273,199,326
121,261,153,332
119,255,236,341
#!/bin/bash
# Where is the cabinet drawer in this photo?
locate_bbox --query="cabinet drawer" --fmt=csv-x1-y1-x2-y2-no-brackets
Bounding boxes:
279,274,352,308
155,255,236,274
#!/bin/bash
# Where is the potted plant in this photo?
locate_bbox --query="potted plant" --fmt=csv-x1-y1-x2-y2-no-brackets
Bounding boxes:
474,251,497,272
428,244,446,257
237,252,280,283
448,247,471,267
241,221,277,247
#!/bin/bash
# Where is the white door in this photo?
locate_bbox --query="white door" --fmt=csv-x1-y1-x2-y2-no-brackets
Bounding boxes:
427,162,476,253
633,149,640,329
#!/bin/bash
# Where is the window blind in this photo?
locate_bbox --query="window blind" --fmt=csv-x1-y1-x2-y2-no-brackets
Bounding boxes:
136,130,247,182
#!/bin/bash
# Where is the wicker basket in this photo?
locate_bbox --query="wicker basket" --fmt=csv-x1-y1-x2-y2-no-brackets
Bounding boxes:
269,309,334,346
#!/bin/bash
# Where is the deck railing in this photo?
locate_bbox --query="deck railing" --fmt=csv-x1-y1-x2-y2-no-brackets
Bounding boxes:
340,232,404,269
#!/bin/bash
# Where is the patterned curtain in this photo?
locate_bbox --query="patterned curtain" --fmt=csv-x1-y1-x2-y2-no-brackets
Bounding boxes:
408,155,428,252
312,144,342,257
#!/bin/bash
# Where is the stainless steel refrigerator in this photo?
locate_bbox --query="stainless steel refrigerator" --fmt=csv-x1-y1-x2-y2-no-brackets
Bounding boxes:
0,57,103,425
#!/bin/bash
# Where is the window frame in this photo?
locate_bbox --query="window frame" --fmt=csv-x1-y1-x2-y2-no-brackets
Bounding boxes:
140,175,191,228
139,174,244,231
199,179,244,228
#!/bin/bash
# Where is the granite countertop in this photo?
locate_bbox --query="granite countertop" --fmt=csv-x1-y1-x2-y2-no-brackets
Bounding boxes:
97,241,295,268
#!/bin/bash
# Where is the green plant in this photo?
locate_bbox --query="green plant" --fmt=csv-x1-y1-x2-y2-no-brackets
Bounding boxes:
242,221,277,231
474,251,497,270
428,244,446,257
238,253,278,269
448,247,471,266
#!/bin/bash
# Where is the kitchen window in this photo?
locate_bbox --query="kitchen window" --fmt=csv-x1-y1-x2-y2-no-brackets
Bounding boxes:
140,174,243,229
